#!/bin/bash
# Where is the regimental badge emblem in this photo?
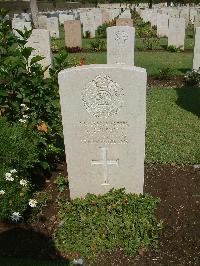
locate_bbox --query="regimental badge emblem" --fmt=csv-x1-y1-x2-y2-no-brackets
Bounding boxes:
81,74,124,118
114,31,128,45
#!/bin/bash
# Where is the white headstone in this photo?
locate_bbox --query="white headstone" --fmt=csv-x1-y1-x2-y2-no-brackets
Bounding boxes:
59,13,74,25
38,15,48,29
47,17,59,38
157,14,169,37
26,29,52,78
58,64,147,199
12,20,32,38
168,18,185,49
193,27,200,70
107,26,135,65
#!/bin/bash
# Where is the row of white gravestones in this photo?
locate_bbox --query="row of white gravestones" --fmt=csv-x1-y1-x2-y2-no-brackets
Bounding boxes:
143,12,186,49
37,15,60,38
193,27,200,70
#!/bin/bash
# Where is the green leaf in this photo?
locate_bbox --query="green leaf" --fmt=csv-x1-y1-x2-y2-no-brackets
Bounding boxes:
21,47,33,60
30,55,44,65
0,90,8,96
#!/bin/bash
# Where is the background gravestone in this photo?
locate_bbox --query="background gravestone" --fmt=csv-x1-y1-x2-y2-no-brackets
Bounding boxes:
116,18,133,27
12,20,32,38
38,15,48,29
26,29,52,78
157,14,169,37
47,17,59,38
193,27,200,70
107,26,135,65
58,64,147,199
168,18,185,49
64,20,82,48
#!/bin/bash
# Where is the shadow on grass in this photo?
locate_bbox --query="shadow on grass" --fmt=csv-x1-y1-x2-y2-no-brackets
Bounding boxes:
175,86,200,117
0,227,69,265
178,68,191,74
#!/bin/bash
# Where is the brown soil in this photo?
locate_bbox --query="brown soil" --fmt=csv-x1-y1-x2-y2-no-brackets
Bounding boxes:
0,163,199,265
148,76,185,88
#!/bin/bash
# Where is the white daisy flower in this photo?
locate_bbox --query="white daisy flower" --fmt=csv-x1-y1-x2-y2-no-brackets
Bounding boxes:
20,103,26,107
20,179,28,187
29,199,37,207
10,212,21,222
5,173,14,181
0,190,5,195
22,114,29,119
19,119,26,123
10,169,17,174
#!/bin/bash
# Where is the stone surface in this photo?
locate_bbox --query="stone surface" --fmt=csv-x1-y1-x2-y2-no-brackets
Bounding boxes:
194,15,200,28
38,15,48,29
107,26,135,65
59,13,74,25
47,17,59,38
157,14,169,37
81,11,96,38
193,27,200,70
12,20,32,38
64,20,82,48
116,18,133,27
58,64,147,199
26,29,52,78
102,9,110,23
168,18,185,49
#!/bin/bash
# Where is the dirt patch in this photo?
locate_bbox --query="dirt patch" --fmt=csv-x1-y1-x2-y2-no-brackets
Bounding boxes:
148,76,185,88
0,164,199,265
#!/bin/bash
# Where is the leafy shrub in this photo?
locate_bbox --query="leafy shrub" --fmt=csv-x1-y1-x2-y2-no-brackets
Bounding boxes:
0,9,73,173
54,176,68,193
143,37,160,50
0,117,40,221
132,10,142,25
137,22,156,38
184,69,200,86
90,38,106,52
96,20,116,38
54,188,162,260
51,39,59,53
157,67,175,80
167,45,183,52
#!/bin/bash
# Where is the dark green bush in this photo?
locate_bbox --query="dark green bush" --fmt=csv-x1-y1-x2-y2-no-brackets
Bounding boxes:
157,67,175,80
54,188,162,260
90,38,106,52
0,9,72,173
96,21,116,38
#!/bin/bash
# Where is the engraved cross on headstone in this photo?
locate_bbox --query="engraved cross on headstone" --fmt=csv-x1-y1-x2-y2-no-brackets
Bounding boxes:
91,147,119,185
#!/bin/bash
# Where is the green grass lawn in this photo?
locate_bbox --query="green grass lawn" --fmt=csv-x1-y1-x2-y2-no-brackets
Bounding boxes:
67,50,193,76
146,87,200,164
